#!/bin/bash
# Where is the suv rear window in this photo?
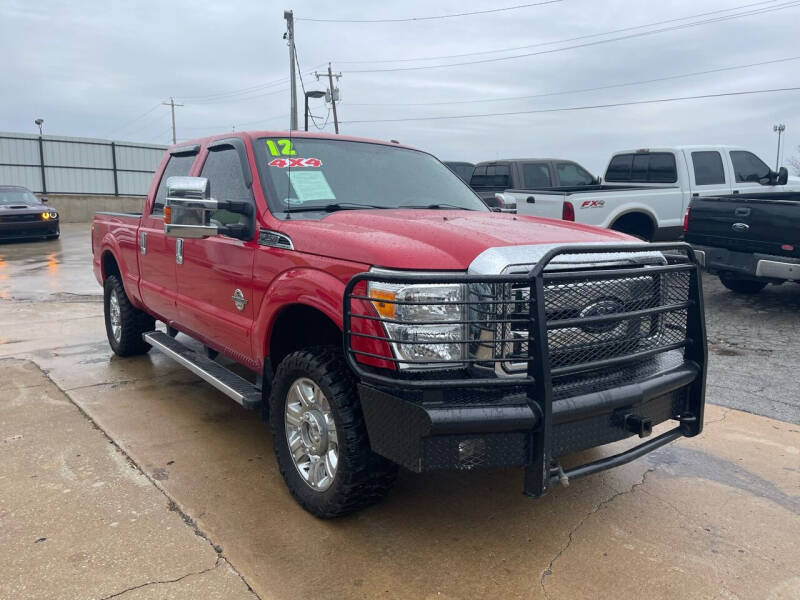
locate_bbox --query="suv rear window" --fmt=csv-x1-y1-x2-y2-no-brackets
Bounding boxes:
605,152,677,183
691,151,725,185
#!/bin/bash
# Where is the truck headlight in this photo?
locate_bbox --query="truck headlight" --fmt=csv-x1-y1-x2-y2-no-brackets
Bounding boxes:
367,279,465,368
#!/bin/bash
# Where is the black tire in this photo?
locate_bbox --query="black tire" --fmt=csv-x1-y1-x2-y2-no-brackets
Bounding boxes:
718,273,767,294
610,214,654,242
268,346,397,518
103,274,155,356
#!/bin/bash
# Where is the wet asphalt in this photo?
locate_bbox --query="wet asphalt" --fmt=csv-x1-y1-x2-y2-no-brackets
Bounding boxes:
1,223,798,599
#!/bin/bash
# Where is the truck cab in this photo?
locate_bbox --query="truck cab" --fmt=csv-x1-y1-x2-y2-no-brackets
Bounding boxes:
92,132,707,518
514,145,796,241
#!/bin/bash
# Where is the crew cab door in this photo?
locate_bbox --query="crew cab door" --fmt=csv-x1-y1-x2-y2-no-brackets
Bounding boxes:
686,150,733,199
175,139,256,363
138,146,198,322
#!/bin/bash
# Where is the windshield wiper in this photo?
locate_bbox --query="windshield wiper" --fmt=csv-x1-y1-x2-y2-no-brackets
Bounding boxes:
286,202,389,213
397,203,474,210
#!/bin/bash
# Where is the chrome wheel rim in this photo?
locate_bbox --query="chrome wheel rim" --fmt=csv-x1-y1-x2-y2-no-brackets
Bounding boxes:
284,377,338,492
109,290,122,343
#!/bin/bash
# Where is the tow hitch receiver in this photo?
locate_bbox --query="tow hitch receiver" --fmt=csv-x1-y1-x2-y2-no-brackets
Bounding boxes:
624,413,653,438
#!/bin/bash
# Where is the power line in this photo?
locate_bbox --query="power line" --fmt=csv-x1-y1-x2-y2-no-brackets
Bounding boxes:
297,0,561,23
106,103,163,137
337,0,782,64
339,86,800,124
185,85,293,105
347,55,800,107
180,113,288,133
177,76,289,101
343,0,799,72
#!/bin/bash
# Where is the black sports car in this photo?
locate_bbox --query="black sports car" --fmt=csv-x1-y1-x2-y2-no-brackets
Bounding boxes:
0,185,59,241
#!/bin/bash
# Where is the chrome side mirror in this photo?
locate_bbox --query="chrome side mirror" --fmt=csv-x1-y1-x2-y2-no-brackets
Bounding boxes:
164,176,219,239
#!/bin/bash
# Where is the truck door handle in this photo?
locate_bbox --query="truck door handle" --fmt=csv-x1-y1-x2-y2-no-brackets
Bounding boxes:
176,238,184,265
139,231,147,255
732,190,740,194
526,196,535,204
692,193,699,197
734,207,750,217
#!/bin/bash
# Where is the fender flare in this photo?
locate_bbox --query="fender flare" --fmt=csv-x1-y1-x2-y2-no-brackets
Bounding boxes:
99,234,144,309
252,267,348,366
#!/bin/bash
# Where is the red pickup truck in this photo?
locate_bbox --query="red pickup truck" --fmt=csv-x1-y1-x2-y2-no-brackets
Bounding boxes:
92,131,707,518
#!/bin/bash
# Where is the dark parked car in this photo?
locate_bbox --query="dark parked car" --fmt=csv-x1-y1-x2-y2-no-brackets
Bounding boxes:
443,161,474,183
469,158,599,209
0,185,59,241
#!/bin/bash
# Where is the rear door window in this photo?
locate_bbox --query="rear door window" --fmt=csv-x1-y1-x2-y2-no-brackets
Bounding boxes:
730,151,771,183
691,151,726,185
555,162,594,186
522,162,552,188
648,153,677,182
152,152,197,215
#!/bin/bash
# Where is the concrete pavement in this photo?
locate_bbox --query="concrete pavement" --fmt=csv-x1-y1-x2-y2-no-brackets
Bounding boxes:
1,223,799,599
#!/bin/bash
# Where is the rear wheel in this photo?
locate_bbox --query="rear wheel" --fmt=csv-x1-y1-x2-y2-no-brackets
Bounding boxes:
269,346,397,518
610,213,654,242
103,275,155,356
718,273,767,294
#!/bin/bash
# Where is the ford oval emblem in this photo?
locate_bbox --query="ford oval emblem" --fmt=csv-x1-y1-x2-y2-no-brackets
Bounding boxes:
579,299,625,334
731,222,750,233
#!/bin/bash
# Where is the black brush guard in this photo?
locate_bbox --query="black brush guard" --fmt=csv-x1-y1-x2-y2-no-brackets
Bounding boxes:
343,243,707,497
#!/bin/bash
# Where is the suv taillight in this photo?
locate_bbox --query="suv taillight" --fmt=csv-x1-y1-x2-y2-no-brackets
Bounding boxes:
683,207,690,233
562,201,575,221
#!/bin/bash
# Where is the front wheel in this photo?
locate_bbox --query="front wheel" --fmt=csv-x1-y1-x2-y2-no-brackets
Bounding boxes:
269,346,397,518
103,275,155,356
718,273,767,294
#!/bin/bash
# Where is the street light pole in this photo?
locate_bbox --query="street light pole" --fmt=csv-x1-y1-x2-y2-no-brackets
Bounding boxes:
773,123,786,170
304,90,326,132
34,118,44,136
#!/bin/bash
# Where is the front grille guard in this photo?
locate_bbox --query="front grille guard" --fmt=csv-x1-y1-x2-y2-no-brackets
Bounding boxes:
343,243,707,496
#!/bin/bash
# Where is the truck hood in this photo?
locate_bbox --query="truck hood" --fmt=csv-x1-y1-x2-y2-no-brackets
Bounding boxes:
281,209,633,270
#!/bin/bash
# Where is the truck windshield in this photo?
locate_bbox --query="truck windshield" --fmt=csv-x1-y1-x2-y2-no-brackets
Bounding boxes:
0,189,38,205
254,137,488,216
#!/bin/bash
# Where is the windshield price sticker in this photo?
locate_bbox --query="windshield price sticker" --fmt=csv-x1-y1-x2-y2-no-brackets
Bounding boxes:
269,157,322,168
266,139,297,156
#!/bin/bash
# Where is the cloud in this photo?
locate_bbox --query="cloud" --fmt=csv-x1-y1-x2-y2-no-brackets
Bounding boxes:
1,0,797,171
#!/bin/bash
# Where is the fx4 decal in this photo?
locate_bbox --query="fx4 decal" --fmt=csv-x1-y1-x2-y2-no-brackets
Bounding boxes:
268,157,323,168
580,199,606,209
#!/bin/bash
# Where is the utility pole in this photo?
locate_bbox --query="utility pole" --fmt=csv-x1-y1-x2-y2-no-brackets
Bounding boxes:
773,123,786,170
284,10,298,130
314,64,342,134
162,97,183,144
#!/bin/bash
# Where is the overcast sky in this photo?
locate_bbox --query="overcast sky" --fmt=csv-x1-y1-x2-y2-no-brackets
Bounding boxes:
1,0,798,174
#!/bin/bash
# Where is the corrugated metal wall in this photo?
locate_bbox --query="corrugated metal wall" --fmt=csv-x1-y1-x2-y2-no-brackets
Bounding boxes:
0,132,167,196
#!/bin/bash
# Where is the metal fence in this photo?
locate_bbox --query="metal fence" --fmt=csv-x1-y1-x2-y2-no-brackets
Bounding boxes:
0,132,167,196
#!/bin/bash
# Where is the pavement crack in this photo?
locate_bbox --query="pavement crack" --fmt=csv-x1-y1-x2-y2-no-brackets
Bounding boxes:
539,468,656,598
98,558,223,600
31,364,263,600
